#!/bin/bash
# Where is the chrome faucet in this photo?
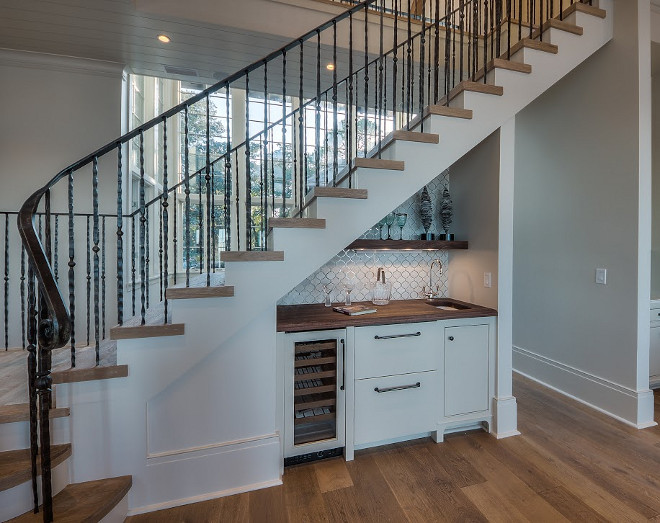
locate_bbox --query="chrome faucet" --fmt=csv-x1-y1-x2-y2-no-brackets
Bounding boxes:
425,259,443,299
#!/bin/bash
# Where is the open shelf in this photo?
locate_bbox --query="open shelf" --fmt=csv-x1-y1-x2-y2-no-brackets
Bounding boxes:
347,239,468,250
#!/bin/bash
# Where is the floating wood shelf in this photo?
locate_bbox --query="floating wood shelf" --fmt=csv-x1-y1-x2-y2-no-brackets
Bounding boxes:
346,239,468,250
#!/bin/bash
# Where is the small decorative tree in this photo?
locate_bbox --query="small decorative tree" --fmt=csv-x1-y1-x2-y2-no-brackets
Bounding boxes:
440,185,453,240
419,186,433,240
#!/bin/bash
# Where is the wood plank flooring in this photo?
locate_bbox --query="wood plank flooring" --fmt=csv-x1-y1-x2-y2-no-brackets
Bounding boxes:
126,375,660,522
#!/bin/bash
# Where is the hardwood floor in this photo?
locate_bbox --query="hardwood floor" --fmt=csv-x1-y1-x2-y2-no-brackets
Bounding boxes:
124,375,660,522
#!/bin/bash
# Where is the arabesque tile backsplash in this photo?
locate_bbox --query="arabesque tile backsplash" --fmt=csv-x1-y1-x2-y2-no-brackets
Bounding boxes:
278,170,451,305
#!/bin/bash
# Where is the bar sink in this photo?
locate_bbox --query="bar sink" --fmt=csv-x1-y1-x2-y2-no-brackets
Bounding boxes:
424,298,472,311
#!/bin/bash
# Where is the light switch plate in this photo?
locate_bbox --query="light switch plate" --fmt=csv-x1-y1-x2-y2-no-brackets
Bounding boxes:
595,268,607,285
484,272,492,288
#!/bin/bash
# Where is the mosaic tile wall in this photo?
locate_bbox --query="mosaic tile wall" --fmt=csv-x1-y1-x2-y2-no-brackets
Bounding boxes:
279,170,451,305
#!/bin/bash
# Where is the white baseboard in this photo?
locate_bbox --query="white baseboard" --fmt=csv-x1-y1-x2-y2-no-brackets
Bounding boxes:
513,346,657,429
127,478,283,516
492,395,520,438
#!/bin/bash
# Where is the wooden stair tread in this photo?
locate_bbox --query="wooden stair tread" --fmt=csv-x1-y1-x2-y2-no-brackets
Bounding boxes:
564,2,606,19
0,403,69,424
9,475,132,523
220,251,285,262
542,18,583,35
269,218,326,229
52,364,129,384
392,130,440,144
0,444,71,492
166,285,235,299
353,158,405,171
424,106,473,119
472,58,532,83
310,187,368,199
508,38,558,57
110,322,184,340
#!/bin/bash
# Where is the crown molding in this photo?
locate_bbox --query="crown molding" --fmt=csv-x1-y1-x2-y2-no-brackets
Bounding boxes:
0,48,125,78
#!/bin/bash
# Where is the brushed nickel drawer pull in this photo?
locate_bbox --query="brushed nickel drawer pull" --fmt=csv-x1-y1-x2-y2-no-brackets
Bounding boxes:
374,331,421,340
374,382,421,394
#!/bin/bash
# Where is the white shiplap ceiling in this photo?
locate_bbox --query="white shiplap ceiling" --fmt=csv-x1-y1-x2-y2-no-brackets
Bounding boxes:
0,0,343,84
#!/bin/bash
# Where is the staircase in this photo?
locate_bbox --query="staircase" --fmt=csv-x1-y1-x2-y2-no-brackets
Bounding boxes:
1,0,612,519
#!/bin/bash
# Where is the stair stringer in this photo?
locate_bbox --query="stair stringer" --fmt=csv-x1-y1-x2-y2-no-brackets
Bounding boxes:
55,4,613,514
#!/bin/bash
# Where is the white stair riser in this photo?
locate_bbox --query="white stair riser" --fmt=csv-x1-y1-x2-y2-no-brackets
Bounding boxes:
0,459,69,522
0,416,69,451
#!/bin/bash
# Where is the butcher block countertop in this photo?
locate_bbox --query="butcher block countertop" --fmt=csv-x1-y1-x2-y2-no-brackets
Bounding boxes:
277,298,497,332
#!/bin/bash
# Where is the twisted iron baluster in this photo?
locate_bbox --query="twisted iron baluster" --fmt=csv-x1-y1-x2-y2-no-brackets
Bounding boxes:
406,0,412,127
21,246,25,350
162,117,169,323
101,216,106,341
117,145,124,326
245,72,252,249
315,31,321,187
68,171,76,366
86,215,91,346
173,199,178,286
184,107,191,285
348,13,354,171
131,214,136,317
205,94,211,278
159,196,163,302
332,21,338,183
93,156,100,364
139,130,147,323
459,1,465,83
282,50,287,216
484,0,489,84
419,0,426,131
197,167,202,272
4,214,8,350
393,0,399,114
145,204,150,310
263,64,269,245
298,42,305,213
235,149,241,238
224,84,231,253
54,216,59,284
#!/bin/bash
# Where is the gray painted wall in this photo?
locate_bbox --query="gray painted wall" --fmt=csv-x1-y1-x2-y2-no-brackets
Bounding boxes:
513,0,643,398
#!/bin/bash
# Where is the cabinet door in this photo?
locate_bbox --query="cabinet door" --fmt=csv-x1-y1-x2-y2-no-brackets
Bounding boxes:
444,324,489,417
651,326,660,379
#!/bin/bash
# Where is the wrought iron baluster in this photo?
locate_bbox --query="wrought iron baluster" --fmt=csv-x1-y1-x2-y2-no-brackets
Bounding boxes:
68,171,76,365
131,214,136,317
507,0,512,59
4,214,8,350
419,1,426,132
315,31,321,187
173,199,178,286
235,149,241,239
282,50,288,216
406,0,412,127
378,3,384,153
270,131,276,216
116,146,124,327
539,0,544,41
298,42,305,213
484,0,489,83
184,107,191,285
139,131,147,325
434,0,440,103
245,72,252,250
529,0,533,38
225,84,232,253
394,0,399,126
21,246,25,350
159,197,163,302
93,156,100,363
519,0,523,38
54,215,59,285
333,21,338,183
459,1,465,84
162,118,169,322
348,13,354,173
145,197,150,310
324,92,329,185
86,215,91,345
364,9,370,151
445,0,451,103
263,63,269,244
206,94,211,278
101,216,106,341
197,170,202,272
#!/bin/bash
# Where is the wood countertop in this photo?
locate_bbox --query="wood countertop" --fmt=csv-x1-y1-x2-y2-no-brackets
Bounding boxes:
277,298,497,332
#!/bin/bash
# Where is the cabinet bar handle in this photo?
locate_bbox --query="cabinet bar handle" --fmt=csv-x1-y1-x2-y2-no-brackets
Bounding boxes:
374,331,421,340
374,382,421,394
340,339,345,391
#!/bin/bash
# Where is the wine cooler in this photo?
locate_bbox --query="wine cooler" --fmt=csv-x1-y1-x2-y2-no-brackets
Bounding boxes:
282,330,346,464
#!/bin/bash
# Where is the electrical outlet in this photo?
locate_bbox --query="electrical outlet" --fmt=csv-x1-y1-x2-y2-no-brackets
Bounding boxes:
483,272,492,288
595,268,607,285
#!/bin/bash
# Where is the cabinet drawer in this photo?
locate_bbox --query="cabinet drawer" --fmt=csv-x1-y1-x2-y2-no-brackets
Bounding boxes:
354,371,438,445
354,322,439,379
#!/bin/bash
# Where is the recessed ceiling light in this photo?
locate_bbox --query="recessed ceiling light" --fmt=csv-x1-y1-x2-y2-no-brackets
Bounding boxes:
158,34,171,43
326,63,335,71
